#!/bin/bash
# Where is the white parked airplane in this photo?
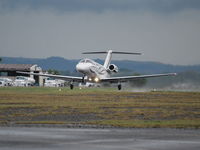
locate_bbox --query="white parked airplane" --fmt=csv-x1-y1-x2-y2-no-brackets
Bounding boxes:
17,50,176,90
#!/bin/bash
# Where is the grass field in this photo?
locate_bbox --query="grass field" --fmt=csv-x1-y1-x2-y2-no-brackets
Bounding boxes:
0,87,200,128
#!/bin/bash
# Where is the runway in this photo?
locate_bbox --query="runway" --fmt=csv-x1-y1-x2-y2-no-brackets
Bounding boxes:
0,127,200,150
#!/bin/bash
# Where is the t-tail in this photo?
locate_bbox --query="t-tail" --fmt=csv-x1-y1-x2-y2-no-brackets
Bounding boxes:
82,50,141,69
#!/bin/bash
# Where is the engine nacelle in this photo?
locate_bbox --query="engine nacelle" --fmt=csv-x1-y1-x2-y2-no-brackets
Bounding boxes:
108,64,118,73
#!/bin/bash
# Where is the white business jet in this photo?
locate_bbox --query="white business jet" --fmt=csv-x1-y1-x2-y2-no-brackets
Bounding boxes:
17,50,176,90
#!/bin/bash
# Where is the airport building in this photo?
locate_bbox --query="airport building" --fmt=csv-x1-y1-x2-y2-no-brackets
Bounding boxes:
0,64,43,86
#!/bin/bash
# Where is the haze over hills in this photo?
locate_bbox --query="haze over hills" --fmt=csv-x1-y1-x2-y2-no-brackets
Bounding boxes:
1,56,200,74
1,56,200,90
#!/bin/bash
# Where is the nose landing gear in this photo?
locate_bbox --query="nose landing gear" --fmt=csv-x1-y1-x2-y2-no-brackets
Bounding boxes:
82,76,85,83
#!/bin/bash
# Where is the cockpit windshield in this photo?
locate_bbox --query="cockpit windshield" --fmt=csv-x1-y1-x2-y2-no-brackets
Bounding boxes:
79,59,85,63
79,59,95,65
85,59,92,63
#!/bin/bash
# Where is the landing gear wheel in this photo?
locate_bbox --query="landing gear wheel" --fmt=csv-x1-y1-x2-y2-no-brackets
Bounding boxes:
118,84,122,90
70,84,74,90
82,76,85,83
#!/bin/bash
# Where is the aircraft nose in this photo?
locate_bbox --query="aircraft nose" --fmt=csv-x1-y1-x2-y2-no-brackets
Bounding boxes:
76,63,89,73
76,63,81,71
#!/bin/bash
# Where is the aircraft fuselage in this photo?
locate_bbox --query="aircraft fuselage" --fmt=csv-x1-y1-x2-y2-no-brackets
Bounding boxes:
76,58,110,82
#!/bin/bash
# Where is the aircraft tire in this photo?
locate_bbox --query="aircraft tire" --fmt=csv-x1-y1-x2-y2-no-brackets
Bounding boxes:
70,84,74,90
118,84,122,90
82,76,85,83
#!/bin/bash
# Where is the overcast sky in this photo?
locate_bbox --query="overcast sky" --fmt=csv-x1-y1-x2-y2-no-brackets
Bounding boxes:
0,0,200,65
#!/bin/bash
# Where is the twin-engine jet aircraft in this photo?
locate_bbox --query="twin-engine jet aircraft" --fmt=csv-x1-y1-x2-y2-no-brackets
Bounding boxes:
18,50,176,90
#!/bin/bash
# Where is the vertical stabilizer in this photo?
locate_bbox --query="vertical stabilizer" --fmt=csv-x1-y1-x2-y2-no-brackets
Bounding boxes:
82,50,141,69
103,50,112,69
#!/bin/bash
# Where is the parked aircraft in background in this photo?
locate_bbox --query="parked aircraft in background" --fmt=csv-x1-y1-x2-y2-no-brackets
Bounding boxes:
0,78,13,86
44,77,65,87
0,80,7,86
13,76,35,87
18,50,176,90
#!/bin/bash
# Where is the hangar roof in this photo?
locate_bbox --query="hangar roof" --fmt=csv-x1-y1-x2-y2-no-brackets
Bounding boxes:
0,64,41,71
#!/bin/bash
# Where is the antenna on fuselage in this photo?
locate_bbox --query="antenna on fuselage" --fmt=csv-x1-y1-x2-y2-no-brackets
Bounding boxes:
82,50,141,69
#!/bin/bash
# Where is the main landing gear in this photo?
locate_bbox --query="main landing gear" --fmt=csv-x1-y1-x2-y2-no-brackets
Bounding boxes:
70,81,74,90
70,84,74,90
118,84,122,90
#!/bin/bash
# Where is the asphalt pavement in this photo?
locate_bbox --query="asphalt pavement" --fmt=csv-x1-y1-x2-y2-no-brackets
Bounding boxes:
0,127,200,150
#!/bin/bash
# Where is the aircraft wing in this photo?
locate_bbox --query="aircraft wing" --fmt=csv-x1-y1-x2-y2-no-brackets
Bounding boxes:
101,73,177,83
17,71,83,82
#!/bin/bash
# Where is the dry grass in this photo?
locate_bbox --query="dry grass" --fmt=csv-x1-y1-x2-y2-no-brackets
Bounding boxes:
0,87,200,128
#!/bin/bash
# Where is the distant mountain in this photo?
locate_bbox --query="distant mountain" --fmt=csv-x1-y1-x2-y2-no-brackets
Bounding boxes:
1,56,200,74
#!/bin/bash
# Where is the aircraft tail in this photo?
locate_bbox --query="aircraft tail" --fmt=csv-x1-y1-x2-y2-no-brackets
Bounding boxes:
82,50,141,69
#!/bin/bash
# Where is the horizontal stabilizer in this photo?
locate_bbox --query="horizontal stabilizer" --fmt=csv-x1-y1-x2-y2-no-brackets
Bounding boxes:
83,51,141,55
112,52,141,55
82,51,107,54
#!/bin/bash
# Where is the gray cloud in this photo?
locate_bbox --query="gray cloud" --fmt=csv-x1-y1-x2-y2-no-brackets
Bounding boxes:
0,0,200,65
1,0,200,13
